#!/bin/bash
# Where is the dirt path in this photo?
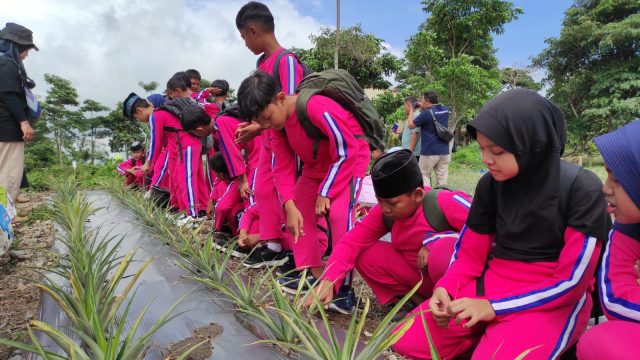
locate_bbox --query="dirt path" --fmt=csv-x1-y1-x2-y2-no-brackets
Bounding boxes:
0,192,55,360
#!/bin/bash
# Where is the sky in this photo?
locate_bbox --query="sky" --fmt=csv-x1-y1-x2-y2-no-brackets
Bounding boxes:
3,0,574,110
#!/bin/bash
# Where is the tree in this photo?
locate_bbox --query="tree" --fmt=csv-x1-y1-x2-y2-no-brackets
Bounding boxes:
399,0,522,130
38,74,81,165
534,0,640,150
138,81,159,93
103,102,147,153
79,99,110,164
294,25,402,89
500,67,543,91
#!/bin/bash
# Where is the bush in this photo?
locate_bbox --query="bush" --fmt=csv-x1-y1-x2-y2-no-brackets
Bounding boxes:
450,142,483,171
26,161,120,191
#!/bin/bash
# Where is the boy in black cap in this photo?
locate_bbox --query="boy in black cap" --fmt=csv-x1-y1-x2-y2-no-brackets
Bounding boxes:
306,149,471,311
117,141,146,188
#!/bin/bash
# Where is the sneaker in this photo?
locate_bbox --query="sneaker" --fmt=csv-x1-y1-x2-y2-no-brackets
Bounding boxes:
212,234,234,251
242,245,289,269
328,286,356,314
278,271,318,295
175,214,205,228
275,251,296,276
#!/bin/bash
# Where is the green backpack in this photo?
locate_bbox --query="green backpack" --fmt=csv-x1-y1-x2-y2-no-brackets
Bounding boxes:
294,69,386,158
382,187,457,233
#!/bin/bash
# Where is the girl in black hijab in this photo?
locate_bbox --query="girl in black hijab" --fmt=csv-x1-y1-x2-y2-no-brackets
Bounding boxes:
392,89,609,360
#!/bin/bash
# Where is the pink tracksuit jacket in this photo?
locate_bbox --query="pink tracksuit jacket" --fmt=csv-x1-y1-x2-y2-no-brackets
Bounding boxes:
577,225,640,360
148,110,208,217
271,95,371,269
393,225,602,360
322,189,472,304
117,158,145,188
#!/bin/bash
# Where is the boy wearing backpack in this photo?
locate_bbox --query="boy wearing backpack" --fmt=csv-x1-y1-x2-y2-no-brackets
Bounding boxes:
235,1,306,268
305,149,470,311
238,70,372,312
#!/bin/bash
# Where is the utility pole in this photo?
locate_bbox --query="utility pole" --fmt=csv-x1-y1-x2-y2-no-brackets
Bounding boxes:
334,0,340,70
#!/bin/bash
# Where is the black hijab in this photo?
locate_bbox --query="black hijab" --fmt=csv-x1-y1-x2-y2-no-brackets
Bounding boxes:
467,89,607,261
0,39,35,90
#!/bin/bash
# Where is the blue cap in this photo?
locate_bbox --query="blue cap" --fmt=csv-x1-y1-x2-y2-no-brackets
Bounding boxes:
147,93,166,108
594,119,640,209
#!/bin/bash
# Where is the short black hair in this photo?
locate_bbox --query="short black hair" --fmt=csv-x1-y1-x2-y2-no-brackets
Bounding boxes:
423,91,438,104
167,72,191,92
237,71,278,121
211,79,230,96
236,1,275,32
185,69,201,81
181,104,211,131
133,98,151,112
209,152,229,176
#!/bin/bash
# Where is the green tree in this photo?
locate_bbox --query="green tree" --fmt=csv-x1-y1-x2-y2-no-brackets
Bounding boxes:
399,0,522,129
38,74,82,165
138,81,159,93
534,0,640,150
79,99,110,165
103,102,147,153
500,67,543,91
294,25,402,89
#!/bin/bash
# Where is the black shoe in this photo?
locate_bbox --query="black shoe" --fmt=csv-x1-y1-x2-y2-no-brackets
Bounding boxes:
278,271,319,295
328,285,356,314
242,245,289,269
275,251,296,276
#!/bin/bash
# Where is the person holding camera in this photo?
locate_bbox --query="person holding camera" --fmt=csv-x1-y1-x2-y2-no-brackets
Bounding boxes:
408,91,452,186
401,96,421,163
0,23,38,203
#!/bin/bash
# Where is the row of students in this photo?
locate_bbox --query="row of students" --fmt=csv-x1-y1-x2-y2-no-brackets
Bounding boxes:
120,3,638,359
232,2,471,314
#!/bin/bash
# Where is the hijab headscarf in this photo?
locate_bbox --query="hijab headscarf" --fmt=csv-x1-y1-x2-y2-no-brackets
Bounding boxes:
0,38,35,89
594,119,640,240
467,88,607,261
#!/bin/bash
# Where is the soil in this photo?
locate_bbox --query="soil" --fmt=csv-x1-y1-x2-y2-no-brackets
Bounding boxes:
163,323,223,360
0,191,55,360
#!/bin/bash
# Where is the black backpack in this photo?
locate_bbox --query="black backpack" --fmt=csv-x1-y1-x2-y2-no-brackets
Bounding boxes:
159,98,211,160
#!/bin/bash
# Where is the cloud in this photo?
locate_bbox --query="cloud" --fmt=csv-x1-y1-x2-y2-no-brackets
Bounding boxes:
3,0,323,108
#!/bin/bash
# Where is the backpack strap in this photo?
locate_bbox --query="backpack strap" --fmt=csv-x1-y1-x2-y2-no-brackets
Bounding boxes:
422,186,455,233
162,126,184,161
295,90,329,160
271,50,290,92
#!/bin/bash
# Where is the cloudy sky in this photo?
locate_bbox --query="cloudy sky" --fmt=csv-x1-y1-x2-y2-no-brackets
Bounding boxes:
4,0,572,110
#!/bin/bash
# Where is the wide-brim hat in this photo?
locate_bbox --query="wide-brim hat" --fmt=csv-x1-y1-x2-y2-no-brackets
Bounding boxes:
0,23,39,51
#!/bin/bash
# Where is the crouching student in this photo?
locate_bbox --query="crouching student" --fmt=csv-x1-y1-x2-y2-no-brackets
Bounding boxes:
237,71,370,313
206,152,245,238
392,89,609,360
213,106,260,241
117,141,147,188
577,119,640,360
307,149,470,313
